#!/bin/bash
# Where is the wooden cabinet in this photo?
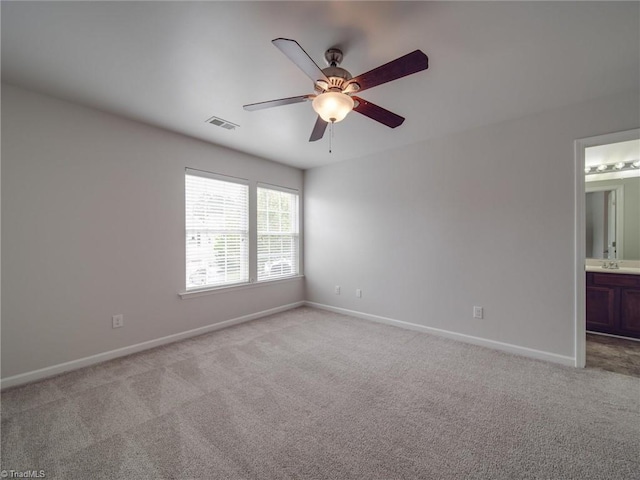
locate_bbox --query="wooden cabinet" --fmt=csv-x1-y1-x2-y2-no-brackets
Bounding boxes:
586,272,640,339
620,289,640,335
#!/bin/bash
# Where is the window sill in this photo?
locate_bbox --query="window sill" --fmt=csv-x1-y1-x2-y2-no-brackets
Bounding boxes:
179,275,304,300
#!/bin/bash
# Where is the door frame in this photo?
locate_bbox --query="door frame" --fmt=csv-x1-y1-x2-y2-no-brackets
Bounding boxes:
574,128,639,367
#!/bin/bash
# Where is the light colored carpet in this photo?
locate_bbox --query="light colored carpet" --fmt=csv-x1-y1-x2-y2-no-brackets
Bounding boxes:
1,306,639,479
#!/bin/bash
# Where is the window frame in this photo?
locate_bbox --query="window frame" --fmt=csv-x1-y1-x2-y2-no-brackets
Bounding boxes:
181,170,303,298
256,183,300,283
184,168,250,292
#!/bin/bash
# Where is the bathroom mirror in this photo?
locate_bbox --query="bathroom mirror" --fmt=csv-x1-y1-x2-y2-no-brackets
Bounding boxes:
585,186,620,259
585,138,640,261
585,180,639,260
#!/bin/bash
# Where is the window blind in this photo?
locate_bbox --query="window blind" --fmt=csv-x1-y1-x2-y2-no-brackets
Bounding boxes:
257,185,299,281
185,170,249,290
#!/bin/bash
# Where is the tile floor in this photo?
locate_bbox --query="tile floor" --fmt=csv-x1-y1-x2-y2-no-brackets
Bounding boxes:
586,332,640,377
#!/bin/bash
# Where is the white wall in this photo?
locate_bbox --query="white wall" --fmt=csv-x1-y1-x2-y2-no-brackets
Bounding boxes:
3,83,638,380
304,89,639,360
1,84,304,379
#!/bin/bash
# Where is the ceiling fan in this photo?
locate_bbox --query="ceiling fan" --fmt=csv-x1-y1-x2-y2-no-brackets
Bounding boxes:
243,38,429,142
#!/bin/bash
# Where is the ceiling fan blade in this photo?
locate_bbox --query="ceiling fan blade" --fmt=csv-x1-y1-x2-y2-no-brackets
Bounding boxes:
347,50,428,93
272,38,330,85
243,95,311,111
309,116,328,142
352,97,405,128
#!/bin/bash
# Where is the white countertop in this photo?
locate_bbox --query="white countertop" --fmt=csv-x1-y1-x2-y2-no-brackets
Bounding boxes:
585,265,640,275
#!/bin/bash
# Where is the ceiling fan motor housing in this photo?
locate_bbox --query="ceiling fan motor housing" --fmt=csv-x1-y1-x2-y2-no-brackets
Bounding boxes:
312,48,355,93
317,66,352,92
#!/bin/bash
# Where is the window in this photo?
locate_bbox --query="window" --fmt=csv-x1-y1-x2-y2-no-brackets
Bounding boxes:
257,185,299,281
183,170,301,294
185,169,249,290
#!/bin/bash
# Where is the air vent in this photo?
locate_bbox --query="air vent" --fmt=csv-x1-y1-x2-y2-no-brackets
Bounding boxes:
205,116,239,131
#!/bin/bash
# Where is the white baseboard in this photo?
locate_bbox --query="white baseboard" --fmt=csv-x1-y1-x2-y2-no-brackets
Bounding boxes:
0,301,305,390
305,301,576,367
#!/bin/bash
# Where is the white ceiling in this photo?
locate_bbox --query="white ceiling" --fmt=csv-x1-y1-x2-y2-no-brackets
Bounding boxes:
2,1,638,170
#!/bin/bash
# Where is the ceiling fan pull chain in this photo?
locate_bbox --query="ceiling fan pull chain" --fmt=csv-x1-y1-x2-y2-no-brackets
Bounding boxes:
329,121,334,153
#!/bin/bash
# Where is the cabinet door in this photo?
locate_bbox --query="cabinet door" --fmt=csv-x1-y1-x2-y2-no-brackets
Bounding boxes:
586,286,616,333
620,288,640,338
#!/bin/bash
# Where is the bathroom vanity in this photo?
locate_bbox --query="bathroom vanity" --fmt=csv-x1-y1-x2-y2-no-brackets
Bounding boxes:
586,268,640,339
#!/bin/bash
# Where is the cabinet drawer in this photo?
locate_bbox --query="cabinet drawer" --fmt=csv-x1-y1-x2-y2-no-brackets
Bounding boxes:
592,273,640,288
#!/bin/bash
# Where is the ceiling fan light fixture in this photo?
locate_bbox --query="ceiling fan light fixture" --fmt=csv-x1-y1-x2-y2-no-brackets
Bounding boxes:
243,39,429,141
312,91,354,123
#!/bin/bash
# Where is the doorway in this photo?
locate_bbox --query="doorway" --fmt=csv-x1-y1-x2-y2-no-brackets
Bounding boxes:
574,128,640,368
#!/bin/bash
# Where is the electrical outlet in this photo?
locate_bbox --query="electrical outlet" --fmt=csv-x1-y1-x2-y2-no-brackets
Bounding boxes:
335,285,341,295
112,314,124,328
356,289,362,298
473,306,483,319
